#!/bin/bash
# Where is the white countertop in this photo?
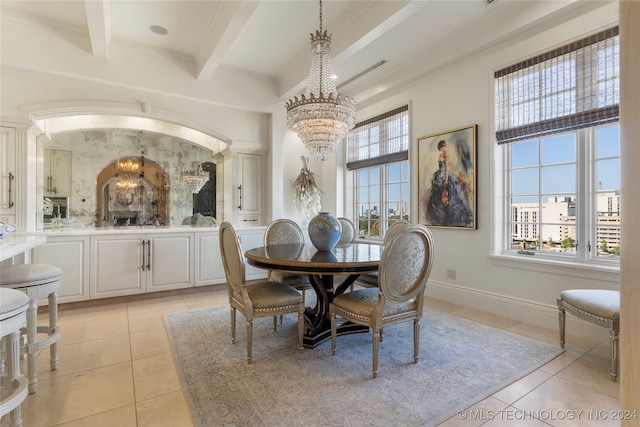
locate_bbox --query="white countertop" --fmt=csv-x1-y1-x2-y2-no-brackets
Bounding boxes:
27,224,266,237
0,234,47,261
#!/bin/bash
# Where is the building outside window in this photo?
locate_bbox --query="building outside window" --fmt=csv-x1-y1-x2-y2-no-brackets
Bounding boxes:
495,27,620,265
346,105,409,240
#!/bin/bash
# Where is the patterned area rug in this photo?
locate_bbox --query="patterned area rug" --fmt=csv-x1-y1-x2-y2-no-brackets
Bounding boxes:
164,305,563,427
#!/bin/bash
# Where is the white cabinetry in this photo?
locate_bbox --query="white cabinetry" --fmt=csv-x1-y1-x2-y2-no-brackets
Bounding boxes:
91,232,193,298
194,231,225,286
237,227,268,280
235,153,262,225
31,235,90,304
44,149,72,197
0,127,17,224
147,233,193,292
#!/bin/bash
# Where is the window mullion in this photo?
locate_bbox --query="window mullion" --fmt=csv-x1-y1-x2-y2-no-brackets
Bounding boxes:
575,128,589,262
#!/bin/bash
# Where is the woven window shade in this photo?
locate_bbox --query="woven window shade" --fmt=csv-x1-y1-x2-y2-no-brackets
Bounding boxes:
346,105,409,170
495,27,619,144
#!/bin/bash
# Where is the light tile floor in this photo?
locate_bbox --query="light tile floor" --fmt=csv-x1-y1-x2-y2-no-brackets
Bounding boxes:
1,286,620,427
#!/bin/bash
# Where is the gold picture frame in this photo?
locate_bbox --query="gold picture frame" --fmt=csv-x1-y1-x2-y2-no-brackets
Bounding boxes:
417,124,477,229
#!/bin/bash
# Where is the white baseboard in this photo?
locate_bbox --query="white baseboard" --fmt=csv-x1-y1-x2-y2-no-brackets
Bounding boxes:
426,280,610,345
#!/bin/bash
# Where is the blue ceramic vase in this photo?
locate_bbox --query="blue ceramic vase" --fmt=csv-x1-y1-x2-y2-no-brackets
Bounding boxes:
308,212,342,251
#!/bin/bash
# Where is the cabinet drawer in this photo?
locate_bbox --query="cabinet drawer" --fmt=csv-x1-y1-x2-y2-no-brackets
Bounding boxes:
237,214,261,225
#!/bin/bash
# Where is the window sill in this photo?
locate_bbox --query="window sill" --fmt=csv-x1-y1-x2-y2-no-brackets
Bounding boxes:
490,253,620,284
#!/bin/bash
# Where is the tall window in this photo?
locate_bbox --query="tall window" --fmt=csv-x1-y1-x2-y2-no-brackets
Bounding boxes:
347,105,409,240
495,27,620,264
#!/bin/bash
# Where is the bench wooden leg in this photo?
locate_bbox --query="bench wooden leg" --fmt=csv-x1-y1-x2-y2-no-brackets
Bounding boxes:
610,328,619,381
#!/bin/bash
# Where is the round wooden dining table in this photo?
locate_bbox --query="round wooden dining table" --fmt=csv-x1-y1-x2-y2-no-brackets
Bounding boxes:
244,242,382,348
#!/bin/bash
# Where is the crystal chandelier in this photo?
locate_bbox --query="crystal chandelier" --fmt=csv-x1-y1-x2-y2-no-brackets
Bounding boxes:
182,149,209,193
285,0,356,161
115,157,141,190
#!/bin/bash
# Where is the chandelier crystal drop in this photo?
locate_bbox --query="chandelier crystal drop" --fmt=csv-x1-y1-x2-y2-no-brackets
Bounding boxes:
285,0,356,161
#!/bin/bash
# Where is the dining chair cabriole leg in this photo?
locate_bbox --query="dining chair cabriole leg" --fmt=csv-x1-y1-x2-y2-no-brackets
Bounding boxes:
273,316,277,332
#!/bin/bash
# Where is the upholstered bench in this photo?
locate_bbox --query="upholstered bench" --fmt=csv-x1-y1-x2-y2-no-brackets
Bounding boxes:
557,289,620,381
0,288,29,426
1,263,62,393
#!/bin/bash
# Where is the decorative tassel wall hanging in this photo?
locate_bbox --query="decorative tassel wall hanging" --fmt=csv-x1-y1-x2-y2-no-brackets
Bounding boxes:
292,156,322,217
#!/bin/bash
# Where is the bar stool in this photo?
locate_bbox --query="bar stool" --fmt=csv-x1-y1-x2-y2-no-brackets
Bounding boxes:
0,288,29,427
0,264,62,394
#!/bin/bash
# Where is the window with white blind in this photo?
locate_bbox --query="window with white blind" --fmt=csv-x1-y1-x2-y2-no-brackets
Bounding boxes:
346,105,409,240
495,27,620,265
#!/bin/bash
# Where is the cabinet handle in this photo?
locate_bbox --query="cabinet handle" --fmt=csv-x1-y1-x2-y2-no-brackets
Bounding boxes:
241,218,258,222
141,239,146,271
7,172,14,208
238,185,243,210
146,240,151,270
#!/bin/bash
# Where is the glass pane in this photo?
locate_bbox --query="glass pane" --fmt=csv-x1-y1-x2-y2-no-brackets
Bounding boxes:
401,162,409,180
387,183,401,201
511,169,539,195
542,133,575,164
596,159,620,191
540,224,576,256
542,164,575,193
370,167,380,185
387,164,400,182
596,225,620,258
356,203,367,219
510,196,540,246
511,140,539,168
369,185,380,204
595,191,620,216
357,169,368,185
402,182,410,198
357,187,368,202
596,125,620,158
541,195,576,224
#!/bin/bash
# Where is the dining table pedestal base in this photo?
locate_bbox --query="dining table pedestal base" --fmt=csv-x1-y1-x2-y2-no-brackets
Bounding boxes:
302,273,369,348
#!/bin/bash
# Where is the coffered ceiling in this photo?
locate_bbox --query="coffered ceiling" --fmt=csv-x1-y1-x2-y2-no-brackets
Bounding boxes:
2,0,612,116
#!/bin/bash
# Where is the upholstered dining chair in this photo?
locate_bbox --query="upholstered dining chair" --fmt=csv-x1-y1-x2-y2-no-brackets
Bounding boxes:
264,219,313,302
336,217,356,246
330,224,434,378
219,222,305,363
354,220,410,289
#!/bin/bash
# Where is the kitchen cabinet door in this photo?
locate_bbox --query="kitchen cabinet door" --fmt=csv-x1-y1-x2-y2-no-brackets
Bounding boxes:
237,228,268,281
235,153,262,225
194,231,225,286
0,127,16,224
91,234,146,298
147,232,193,292
44,149,72,197
31,235,90,303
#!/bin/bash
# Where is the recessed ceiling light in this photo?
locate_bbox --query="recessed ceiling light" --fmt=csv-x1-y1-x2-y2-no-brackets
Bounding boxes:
150,25,168,35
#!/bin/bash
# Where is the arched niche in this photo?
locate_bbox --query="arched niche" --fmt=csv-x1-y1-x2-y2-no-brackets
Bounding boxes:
96,156,170,225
